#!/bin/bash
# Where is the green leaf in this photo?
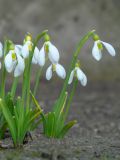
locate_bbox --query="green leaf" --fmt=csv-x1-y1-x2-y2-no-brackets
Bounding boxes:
49,112,55,137
5,92,14,115
30,91,42,112
30,118,43,131
0,98,17,144
28,110,41,125
53,92,68,118
16,97,25,143
58,120,77,138
0,122,7,139
40,113,47,134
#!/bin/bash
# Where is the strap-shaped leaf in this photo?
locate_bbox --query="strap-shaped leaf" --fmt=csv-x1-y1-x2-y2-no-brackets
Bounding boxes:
40,113,47,134
30,118,43,131
30,91,42,112
0,121,7,139
58,120,77,138
16,97,25,142
5,92,14,115
50,112,56,137
0,98,17,144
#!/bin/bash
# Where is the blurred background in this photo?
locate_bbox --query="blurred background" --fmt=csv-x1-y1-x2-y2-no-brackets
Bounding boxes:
0,0,120,82
0,1,120,158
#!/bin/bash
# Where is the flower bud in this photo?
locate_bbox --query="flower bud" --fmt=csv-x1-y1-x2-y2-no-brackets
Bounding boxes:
44,34,50,42
75,60,80,68
93,34,100,41
24,33,32,44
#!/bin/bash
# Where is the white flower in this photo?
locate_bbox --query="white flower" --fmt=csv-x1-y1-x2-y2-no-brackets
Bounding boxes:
21,41,39,62
32,47,40,64
46,63,66,80
5,49,25,77
68,67,87,86
0,42,3,69
37,41,60,66
92,40,116,61
15,44,23,53
0,42,3,58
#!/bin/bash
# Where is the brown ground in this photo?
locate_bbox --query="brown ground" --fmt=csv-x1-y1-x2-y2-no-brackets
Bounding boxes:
0,81,120,160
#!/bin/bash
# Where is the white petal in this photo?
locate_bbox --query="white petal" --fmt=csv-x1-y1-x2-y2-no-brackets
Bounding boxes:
56,64,66,79
32,47,39,64
92,41,102,61
16,54,25,71
32,55,38,64
68,70,75,84
15,44,22,50
5,52,14,72
14,65,23,77
15,45,22,55
25,41,32,45
76,68,84,81
34,47,39,60
76,68,87,86
46,65,52,80
47,42,60,63
38,46,45,66
21,44,29,58
0,42,3,58
14,54,25,77
81,74,87,86
101,41,116,56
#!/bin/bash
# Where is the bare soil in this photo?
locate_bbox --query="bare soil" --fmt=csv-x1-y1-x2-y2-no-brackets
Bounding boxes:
0,81,120,160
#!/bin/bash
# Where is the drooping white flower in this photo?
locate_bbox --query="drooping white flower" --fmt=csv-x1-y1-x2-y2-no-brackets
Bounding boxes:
0,42,3,69
37,41,60,66
46,63,66,80
92,40,116,61
21,41,32,58
0,42,3,58
5,49,25,77
21,34,39,64
68,66,87,86
15,44,23,54
32,47,40,64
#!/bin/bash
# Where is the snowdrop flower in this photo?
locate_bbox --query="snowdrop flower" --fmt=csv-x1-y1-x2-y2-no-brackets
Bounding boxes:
5,47,25,77
92,34,116,61
15,44,23,53
0,42,3,69
68,63,87,86
37,41,60,66
21,33,39,62
46,63,66,80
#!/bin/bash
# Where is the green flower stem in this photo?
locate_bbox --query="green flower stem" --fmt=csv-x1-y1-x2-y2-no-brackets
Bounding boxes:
25,30,48,110
33,58,48,97
54,30,95,115
33,67,43,97
30,58,48,108
11,77,19,98
1,39,8,98
64,79,78,120
22,58,29,105
26,59,31,109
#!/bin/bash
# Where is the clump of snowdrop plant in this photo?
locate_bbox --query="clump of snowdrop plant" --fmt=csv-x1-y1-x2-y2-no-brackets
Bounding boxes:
0,30,116,147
